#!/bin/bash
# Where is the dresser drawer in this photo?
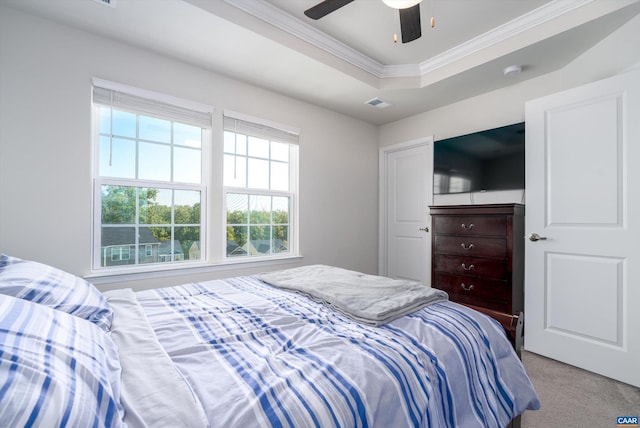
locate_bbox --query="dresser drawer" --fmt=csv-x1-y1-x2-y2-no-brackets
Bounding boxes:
434,236,506,258
434,273,510,312
433,254,507,280
433,215,506,236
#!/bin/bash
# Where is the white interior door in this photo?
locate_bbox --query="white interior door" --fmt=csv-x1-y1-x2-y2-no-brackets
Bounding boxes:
525,68,640,387
380,139,433,284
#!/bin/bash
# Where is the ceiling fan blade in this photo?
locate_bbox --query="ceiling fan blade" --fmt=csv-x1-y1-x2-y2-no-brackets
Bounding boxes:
304,0,355,20
399,4,421,43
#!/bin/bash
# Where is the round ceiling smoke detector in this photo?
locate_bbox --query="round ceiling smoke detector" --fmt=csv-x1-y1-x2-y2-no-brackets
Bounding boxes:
503,65,522,77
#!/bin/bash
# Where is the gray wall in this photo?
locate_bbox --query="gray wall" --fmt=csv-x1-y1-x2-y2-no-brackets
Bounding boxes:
0,6,379,290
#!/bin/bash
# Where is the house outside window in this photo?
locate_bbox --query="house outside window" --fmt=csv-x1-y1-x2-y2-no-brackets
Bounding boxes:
92,80,212,270
223,112,299,259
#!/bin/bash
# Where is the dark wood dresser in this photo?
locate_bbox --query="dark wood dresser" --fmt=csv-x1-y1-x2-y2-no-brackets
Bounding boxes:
430,204,525,345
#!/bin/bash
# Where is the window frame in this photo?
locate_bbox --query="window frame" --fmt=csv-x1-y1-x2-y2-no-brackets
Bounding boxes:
95,179,208,268
91,79,212,273
223,188,296,258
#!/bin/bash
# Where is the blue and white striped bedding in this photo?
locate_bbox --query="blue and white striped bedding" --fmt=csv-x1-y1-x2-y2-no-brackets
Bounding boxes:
0,294,124,427
0,254,113,331
122,275,539,428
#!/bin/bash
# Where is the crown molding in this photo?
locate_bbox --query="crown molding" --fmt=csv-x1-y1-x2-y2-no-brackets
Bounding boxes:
418,0,593,75
225,0,388,77
225,0,593,80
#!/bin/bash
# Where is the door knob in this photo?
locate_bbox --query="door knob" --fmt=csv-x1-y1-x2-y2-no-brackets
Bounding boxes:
528,233,547,242
419,226,429,232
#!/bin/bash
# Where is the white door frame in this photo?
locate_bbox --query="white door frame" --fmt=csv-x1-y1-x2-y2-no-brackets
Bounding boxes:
378,137,434,277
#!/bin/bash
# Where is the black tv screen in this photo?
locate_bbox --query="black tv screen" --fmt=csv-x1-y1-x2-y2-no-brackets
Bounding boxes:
433,122,525,195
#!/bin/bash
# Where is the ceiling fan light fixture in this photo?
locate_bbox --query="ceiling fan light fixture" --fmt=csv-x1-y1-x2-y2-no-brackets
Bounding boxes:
382,0,421,10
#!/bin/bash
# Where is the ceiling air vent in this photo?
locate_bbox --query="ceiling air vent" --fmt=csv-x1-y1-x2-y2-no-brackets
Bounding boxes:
365,97,391,109
94,0,116,7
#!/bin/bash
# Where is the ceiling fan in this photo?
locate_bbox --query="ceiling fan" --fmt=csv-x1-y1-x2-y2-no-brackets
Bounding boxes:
304,0,422,44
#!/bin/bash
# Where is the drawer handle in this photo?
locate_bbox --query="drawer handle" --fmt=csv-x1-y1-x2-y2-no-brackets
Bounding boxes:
461,283,475,291
461,263,475,271
461,223,475,230
460,243,475,250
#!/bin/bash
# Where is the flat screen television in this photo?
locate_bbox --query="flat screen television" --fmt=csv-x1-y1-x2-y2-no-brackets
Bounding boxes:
433,122,525,195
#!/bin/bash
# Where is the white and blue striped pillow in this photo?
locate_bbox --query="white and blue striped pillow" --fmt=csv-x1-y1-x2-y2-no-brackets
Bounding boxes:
0,254,113,331
0,294,125,427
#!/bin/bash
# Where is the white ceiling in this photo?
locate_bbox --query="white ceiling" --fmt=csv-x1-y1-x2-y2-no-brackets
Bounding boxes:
3,0,640,125
266,0,553,65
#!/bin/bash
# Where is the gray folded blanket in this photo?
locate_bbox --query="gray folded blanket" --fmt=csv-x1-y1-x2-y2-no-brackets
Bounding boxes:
257,264,448,326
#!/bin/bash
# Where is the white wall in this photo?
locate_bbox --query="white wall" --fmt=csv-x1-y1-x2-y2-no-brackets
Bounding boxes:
0,6,379,290
2,6,638,290
379,13,640,206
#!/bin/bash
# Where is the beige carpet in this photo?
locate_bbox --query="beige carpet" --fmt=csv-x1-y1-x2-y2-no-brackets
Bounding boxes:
520,350,640,427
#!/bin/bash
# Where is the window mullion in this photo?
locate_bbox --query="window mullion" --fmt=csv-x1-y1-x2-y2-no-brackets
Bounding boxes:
135,113,140,180
171,190,175,262
268,141,272,191
135,187,140,266
109,107,114,167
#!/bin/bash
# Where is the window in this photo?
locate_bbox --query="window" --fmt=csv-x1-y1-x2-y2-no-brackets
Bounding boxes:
91,82,298,273
434,172,471,194
223,113,299,259
449,176,472,193
92,81,212,270
110,247,130,262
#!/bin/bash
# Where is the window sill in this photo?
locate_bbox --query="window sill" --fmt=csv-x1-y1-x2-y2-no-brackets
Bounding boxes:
86,255,304,285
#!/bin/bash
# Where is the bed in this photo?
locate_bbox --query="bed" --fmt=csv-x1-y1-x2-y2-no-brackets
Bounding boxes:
0,254,539,427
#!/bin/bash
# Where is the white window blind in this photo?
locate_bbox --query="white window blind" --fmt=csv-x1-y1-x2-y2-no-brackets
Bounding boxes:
223,112,299,145
93,86,212,129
